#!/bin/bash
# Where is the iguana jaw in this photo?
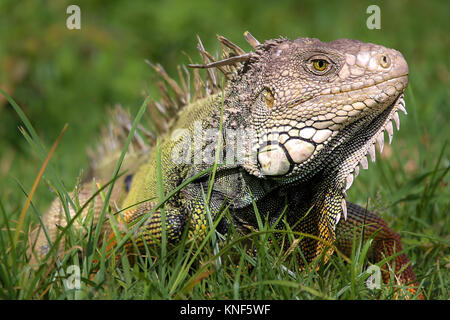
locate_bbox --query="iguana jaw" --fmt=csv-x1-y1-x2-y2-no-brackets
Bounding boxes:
281,92,408,227
250,75,408,180
271,92,408,229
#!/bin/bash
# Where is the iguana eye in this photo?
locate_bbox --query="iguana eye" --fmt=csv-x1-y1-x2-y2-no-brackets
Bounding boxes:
312,59,329,71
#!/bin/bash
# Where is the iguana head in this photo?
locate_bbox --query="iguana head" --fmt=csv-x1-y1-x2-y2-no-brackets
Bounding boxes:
232,37,408,199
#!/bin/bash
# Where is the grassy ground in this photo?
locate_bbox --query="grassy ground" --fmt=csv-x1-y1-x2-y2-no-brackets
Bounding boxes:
0,0,448,299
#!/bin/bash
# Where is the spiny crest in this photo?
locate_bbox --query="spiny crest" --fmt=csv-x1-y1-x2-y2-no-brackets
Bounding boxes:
89,32,263,170
87,105,155,172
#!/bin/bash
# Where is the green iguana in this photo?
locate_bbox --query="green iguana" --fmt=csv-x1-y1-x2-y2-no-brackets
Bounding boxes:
29,32,420,297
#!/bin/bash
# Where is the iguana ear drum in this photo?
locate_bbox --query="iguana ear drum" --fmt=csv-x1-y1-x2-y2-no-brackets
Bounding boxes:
264,88,275,109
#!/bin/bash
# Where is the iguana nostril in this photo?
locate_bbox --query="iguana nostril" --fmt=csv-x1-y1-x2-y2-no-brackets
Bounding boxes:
380,54,390,68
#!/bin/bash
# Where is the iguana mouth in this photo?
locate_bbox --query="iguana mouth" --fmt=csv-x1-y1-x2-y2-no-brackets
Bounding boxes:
286,74,409,108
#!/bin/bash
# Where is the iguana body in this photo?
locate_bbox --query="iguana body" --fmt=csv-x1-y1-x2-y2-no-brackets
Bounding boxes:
30,33,419,296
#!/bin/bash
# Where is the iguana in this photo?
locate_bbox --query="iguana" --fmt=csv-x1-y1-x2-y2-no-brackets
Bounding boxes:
29,32,420,297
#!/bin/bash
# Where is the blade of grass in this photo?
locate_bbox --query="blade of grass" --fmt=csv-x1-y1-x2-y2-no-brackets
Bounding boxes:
0,88,46,156
13,124,68,250
89,95,151,268
0,87,76,211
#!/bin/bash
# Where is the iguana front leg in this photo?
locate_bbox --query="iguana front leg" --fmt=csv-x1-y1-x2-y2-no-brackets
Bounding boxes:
335,201,422,298
117,202,187,252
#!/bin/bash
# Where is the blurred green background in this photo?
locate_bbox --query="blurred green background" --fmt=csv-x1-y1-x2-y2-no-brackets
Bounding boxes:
0,0,448,215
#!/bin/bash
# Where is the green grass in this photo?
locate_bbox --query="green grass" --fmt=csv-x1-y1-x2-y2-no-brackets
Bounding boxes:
0,0,448,300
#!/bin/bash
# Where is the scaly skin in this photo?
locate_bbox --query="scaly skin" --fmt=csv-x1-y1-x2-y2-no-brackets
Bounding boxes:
30,34,420,298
